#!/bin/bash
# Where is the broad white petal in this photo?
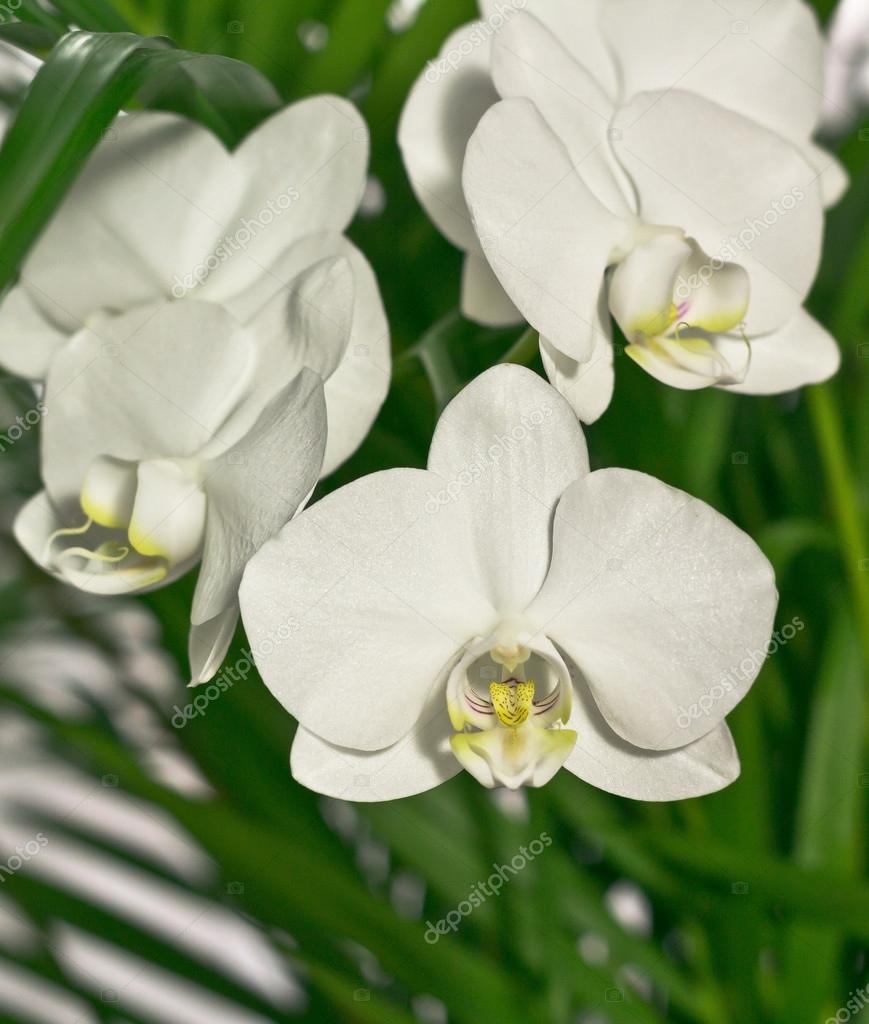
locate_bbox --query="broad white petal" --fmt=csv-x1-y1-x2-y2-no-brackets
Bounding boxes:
720,308,840,394
398,22,498,251
216,231,390,478
189,605,239,685
192,368,327,626
20,112,235,324
461,252,523,327
239,469,493,751
563,672,740,800
490,12,630,215
603,0,824,143
291,702,460,801
0,285,71,380
239,256,355,412
612,90,824,334
428,365,589,615
528,468,777,750
463,98,628,363
202,97,370,303
42,301,253,505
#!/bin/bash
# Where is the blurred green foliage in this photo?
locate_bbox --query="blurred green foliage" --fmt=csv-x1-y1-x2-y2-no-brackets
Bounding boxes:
0,1,867,1022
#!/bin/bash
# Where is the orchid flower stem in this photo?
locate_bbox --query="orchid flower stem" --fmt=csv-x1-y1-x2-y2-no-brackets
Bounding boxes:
396,309,463,412
806,383,869,674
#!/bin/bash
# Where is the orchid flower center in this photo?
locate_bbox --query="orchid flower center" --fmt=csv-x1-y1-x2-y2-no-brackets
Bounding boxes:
608,229,752,387
42,455,206,592
446,637,577,789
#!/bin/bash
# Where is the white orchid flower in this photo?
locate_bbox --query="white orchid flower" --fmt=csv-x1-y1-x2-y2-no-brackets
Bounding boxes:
4,96,390,683
14,278,342,683
240,366,777,801
0,96,389,477
399,0,842,421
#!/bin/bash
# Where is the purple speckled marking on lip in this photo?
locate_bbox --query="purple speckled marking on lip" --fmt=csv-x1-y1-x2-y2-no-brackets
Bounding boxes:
676,300,690,319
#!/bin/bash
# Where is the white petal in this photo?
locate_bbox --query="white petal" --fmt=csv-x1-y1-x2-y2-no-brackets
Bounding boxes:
428,364,589,615
128,460,206,566
603,0,825,143
804,141,849,208
720,308,840,394
80,455,138,528
463,98,628,363
192,368,327,626
14,491,181,596
612,90,824,334
42,301,253,505
291,703,460,801
0,286,71,380
238,469,492,751
608,234,693,339
20,112,234,324
398,22,498,251
677,241,750,334
451,721,576,789
250,256,354,384
201,97,370,303
490,12,630,215
625,338,725,391
540,323,614,425
461,252,523,327
480,0,617,95
528,468,777,750
189,605,239,685
563,673,740,800
216,231,390,478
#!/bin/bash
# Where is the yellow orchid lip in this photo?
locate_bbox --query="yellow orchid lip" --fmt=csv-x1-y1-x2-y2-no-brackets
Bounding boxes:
446,640,576,789
490,679,535,727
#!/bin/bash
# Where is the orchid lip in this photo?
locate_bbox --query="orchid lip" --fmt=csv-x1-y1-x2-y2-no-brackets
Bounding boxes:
446,635,577,789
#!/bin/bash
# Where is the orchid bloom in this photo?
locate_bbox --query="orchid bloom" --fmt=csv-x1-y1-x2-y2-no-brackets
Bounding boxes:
7,97,390,683
399,0,843,421
240,366,777,801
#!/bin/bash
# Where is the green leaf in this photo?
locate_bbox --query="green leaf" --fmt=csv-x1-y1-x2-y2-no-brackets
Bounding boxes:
0,29,281,290
779,608,865,1021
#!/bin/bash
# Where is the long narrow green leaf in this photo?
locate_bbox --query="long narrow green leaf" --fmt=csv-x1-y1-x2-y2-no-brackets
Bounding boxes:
779,610,865,1022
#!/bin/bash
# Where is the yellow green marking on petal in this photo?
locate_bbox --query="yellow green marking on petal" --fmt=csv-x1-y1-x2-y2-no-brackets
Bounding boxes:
490,680,535,727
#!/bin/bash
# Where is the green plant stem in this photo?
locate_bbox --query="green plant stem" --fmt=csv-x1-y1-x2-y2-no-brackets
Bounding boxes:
806,384,869,673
